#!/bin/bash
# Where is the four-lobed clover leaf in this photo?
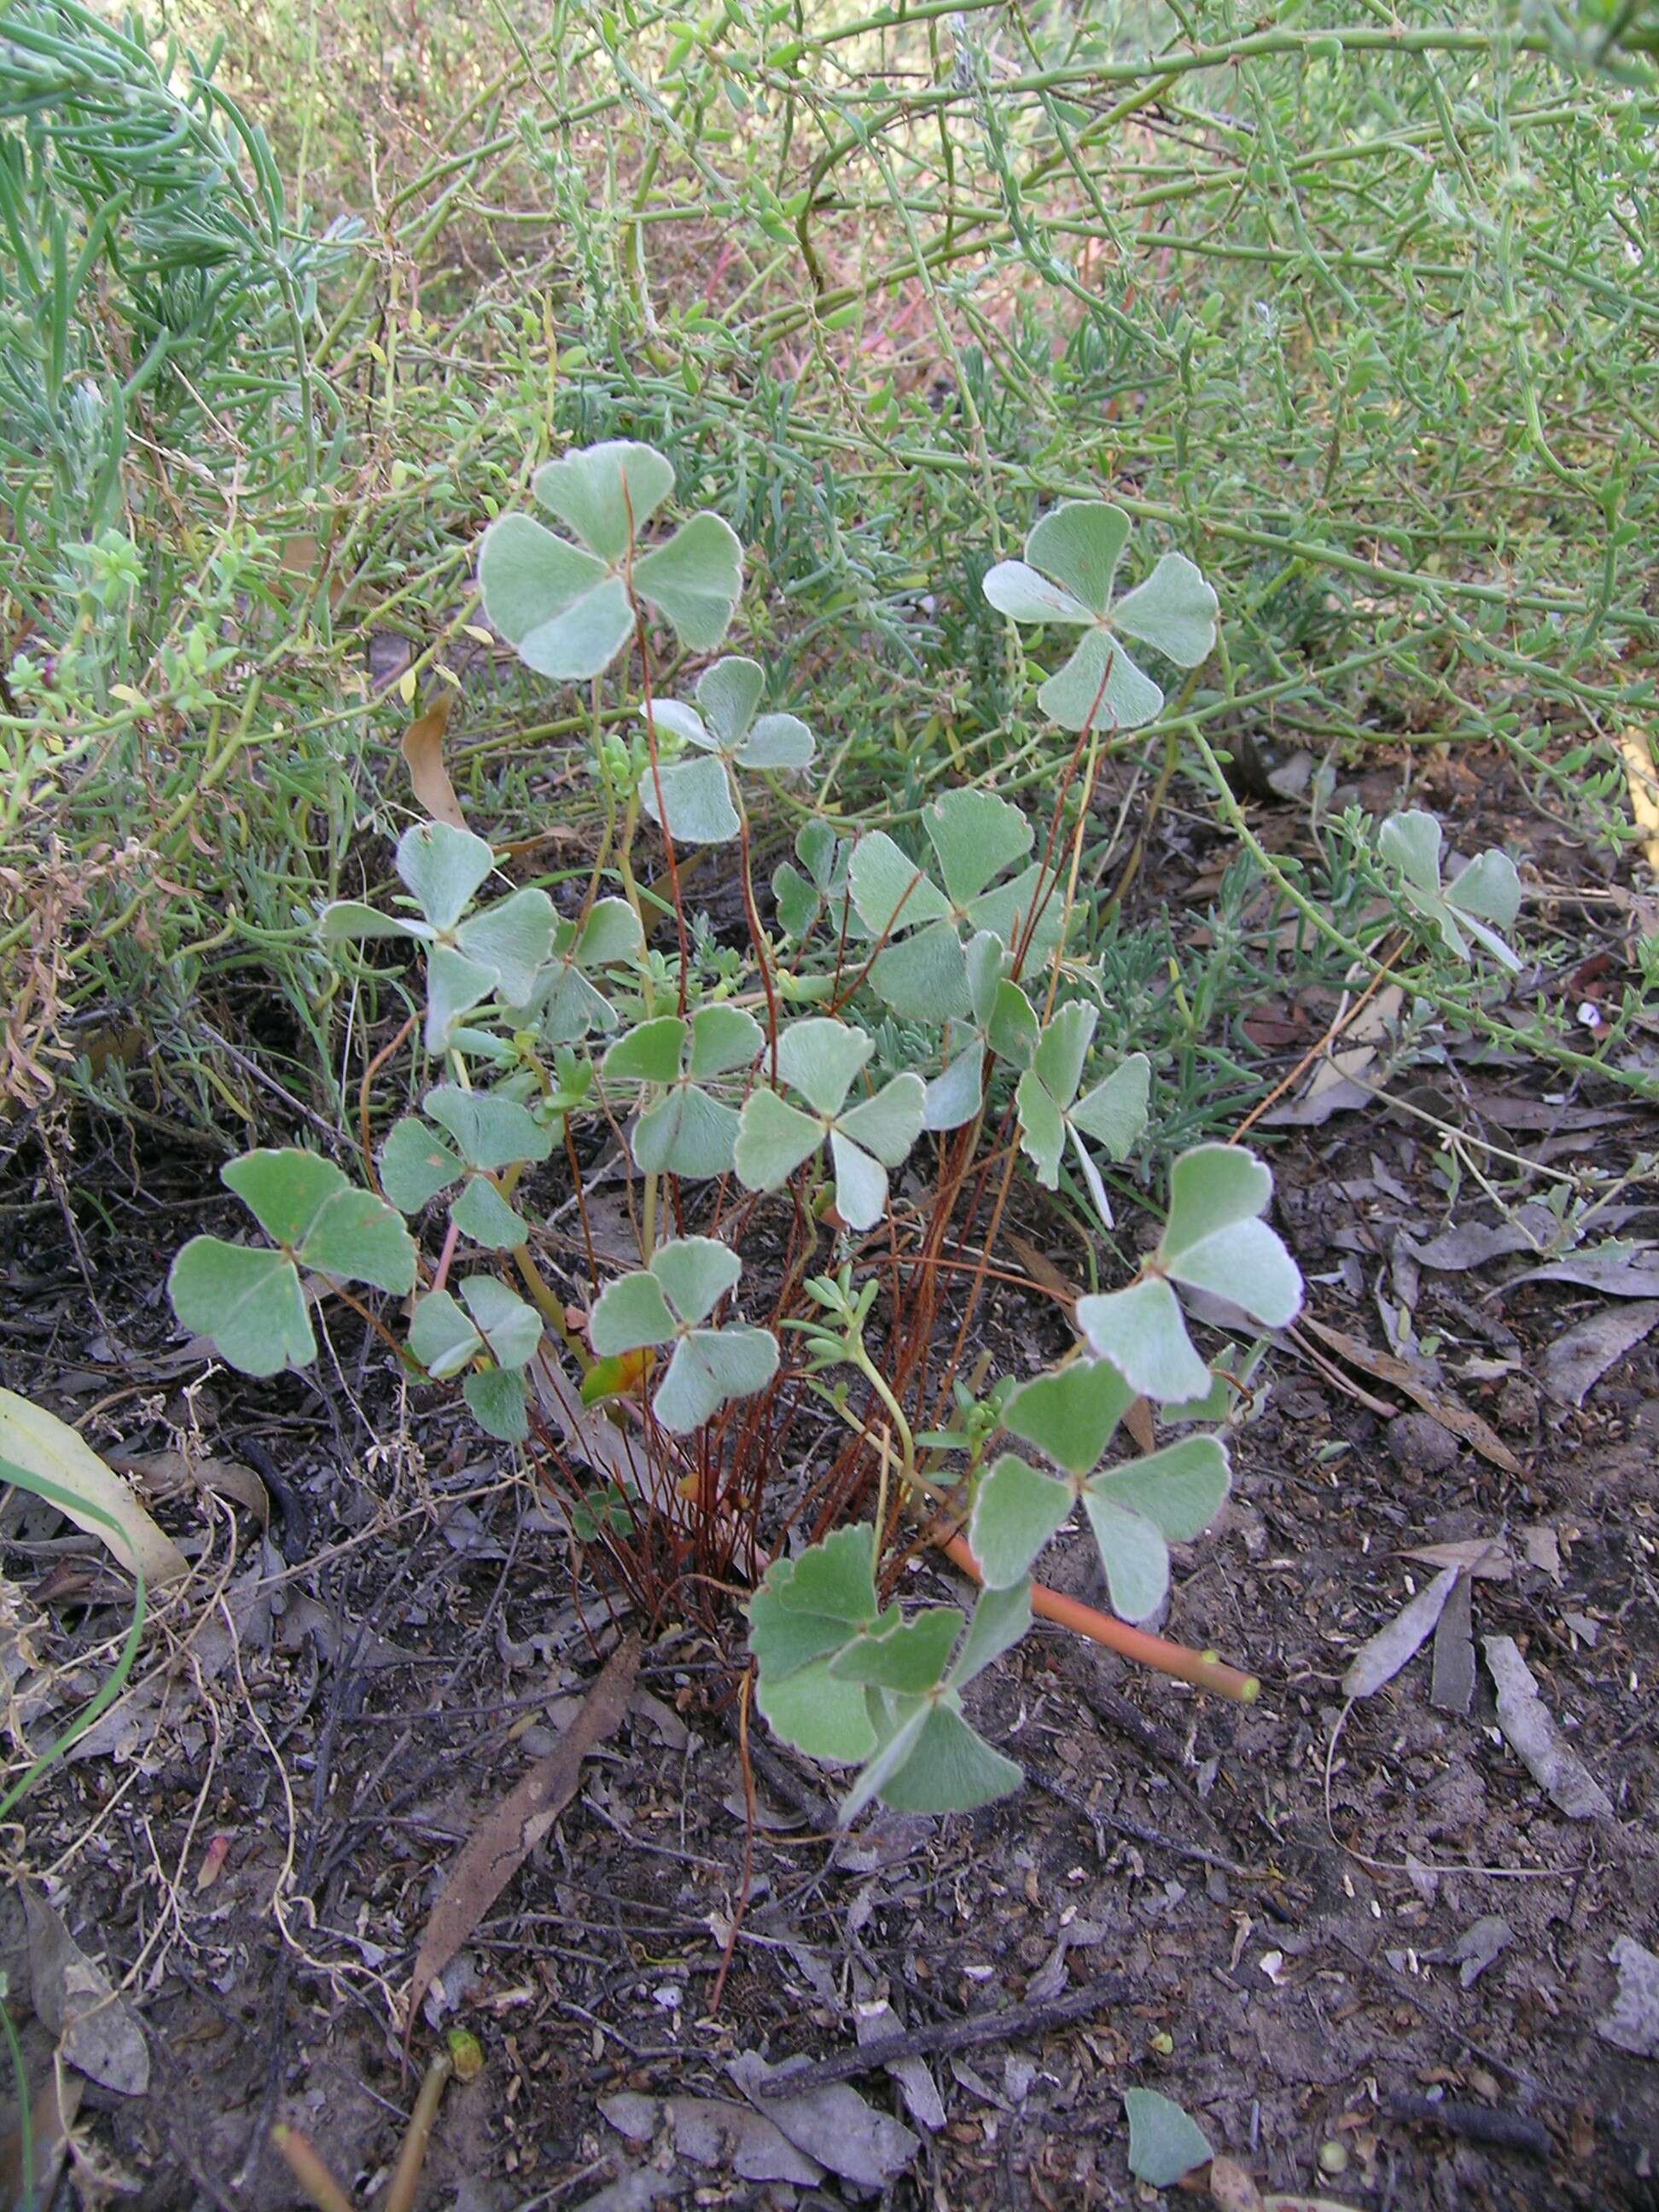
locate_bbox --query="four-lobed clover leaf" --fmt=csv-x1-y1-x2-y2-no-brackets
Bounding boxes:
748,1523,1029,1815
847,789,1065,1022
969,1355,1231,1622
1015,999,1150,1225
478,439,743,682
731,1018,925,1231
602,1004,763,1177
589,1235,778,1434
1075,1144,1302,1404
380,1084,553,1249
169,1150,416,1378
321,822,557,1051
1378,809,1522,971
983,502,1218,731
638,655,816,847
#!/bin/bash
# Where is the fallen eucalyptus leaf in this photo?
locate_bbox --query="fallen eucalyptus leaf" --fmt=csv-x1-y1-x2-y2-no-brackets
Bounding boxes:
1342,1565,1461,1699
601,2091,823,2183
1429,1569,1476,1717
1447,1914,1514,1989
24,1889,149,2095
1540,1300,1659,1408
1482,1635,1613,1820
727,2051,918,2190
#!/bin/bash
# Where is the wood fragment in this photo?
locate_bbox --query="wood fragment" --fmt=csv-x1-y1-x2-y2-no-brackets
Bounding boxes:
1387,2092,1551,2158
755,1976,1134,2096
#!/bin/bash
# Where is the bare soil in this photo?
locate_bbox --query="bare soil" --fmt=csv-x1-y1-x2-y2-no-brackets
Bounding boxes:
3,763,1656,2212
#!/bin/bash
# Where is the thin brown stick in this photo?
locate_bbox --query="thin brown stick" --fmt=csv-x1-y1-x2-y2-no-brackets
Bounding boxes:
755,1975,1135,2097
271,2126,355,2212
385,2052,455,2212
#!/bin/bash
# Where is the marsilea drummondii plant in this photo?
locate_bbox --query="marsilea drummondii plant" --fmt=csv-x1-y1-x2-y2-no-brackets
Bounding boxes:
166,434,1496,1821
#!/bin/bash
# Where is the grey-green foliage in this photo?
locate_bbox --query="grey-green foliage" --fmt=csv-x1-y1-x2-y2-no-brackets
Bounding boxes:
169,438,1311,1819
1378,810,1523,970
0,0,344,519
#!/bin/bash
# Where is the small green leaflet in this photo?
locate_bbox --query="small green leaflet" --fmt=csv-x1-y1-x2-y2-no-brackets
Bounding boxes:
604,1005,761,1178
1076,1144,1301,1403
749,1528,1028,1816
380,1085,552,1250
319,823,557,1051
731,1018,925,1231
973,1355,1231,1621
639,655,815,847
1014,998,1149,1225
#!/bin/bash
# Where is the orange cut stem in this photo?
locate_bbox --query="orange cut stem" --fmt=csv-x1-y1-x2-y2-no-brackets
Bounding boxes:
940,1531,1260,1703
